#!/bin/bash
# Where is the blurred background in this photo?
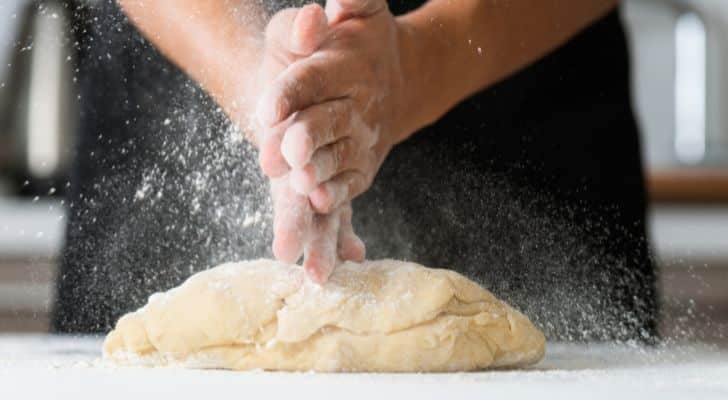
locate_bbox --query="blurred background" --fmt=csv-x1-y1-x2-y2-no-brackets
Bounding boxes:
0,0,726,342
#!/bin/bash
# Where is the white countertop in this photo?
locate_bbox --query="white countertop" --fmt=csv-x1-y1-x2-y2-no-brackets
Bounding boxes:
1,335,727,400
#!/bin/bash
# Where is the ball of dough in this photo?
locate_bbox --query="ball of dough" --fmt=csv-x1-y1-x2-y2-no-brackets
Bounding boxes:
103,259,545,372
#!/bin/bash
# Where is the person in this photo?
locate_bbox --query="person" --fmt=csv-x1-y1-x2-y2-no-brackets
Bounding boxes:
53,0,657,342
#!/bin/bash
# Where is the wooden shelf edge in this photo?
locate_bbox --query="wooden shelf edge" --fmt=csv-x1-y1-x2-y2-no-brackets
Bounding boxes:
648,169,728,203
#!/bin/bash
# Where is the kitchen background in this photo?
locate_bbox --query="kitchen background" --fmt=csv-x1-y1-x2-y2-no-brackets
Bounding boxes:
0,0,726,342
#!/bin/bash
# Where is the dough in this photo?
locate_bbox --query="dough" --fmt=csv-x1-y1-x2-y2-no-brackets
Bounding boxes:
103,259,545,372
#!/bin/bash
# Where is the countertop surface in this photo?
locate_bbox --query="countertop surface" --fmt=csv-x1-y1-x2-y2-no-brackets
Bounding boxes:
1,335,727,399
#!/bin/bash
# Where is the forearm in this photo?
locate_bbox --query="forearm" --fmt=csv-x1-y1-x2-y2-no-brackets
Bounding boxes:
118,0,266,125
395,0,618,140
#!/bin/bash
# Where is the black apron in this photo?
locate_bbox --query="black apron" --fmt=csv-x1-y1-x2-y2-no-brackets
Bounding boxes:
53,1,658,342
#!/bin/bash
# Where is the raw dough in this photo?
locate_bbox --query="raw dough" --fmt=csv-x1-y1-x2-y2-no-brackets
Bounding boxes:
103,259,545,372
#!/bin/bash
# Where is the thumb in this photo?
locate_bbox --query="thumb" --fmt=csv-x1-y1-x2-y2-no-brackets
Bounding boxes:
266,4,328,56
325,0,387,25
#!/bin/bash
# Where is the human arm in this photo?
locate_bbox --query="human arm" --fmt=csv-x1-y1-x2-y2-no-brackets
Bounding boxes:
117,0,267,132
396,0,620,138
117,1,364,279
255,0,619,280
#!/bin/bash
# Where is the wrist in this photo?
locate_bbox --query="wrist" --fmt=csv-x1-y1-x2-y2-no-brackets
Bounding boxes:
392,16,429,143
393,12,457,143
213,42,264,145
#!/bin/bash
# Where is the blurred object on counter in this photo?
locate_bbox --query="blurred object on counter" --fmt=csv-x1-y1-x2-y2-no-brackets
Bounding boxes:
0,197,64,332
0,0,78,197
622,0,728,170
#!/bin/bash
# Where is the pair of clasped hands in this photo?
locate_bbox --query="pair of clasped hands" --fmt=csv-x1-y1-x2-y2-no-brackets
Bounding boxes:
253,0,408,283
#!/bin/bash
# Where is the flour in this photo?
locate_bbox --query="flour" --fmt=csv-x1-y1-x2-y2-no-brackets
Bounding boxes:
242,211,263,227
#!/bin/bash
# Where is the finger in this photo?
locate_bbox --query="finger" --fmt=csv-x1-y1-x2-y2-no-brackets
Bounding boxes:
257,7,325,127
337,204,365,262
289,138,373,195
292,4,329,55
309,170,369,214
259,124,290,177
258,56,355,127
280,99,355,169
265,4,328,57
272,194,310,263
303,212,340,283
325,0,388,24
271,177,312,263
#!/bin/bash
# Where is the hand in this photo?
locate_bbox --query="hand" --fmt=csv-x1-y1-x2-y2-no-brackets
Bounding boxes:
250,4,329,147
257,0,408,214
269,174,364,283
259,4,366,282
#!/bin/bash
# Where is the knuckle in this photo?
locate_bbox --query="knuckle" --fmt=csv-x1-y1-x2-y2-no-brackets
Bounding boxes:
336,99,354,130
278,73,298,101
296,63,324,97
302,110,327,145
327,103,342,134
319,106,348,148
332,141,347,171
345,139,359,162
333,100,354,134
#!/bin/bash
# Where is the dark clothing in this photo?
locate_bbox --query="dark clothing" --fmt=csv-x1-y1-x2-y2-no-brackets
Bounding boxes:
53,1,658,341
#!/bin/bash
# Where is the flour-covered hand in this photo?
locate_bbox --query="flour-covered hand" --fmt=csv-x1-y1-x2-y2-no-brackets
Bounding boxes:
260,4,365,281
270,175,364,283
258,0,409,214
